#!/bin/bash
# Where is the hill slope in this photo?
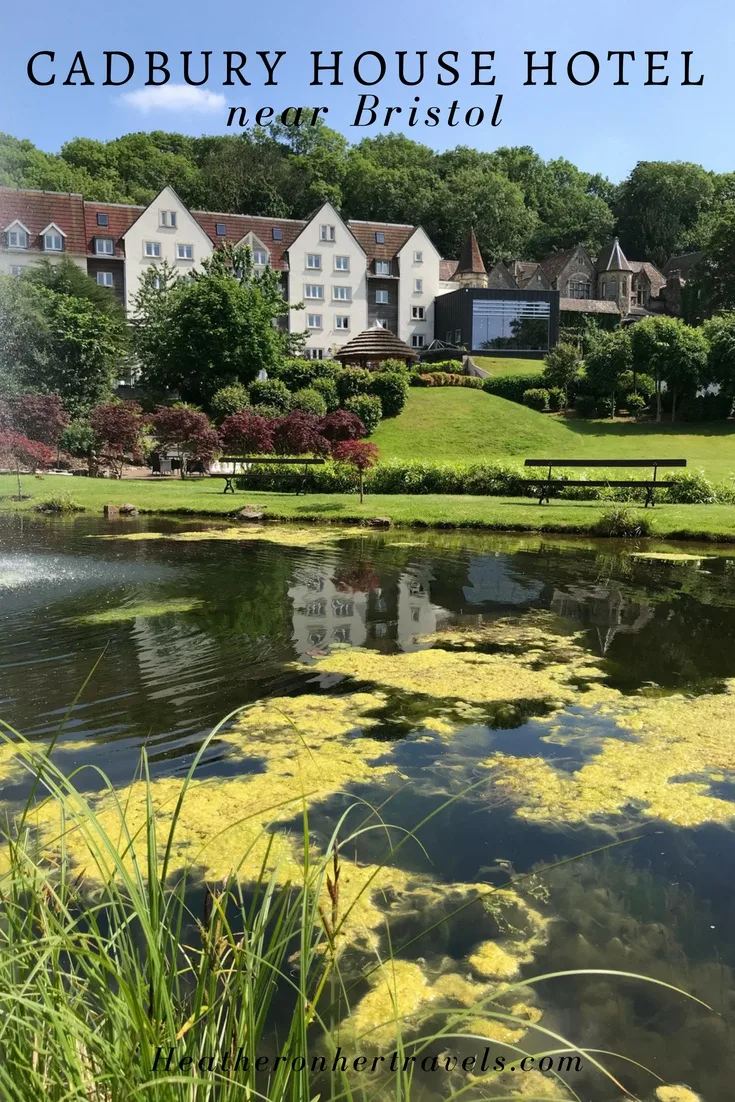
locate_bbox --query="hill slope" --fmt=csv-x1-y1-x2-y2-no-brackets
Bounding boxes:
371,389,735,478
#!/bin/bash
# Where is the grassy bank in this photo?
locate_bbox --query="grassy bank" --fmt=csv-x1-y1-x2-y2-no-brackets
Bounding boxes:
371,390,735,480
6,474,735,541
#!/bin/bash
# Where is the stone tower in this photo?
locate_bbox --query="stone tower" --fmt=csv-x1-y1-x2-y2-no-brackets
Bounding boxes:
597,237,633,315
454,227,488,289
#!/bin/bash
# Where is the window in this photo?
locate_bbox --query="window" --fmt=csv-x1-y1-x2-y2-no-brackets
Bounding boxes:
568,280,592,299
7,227,29,249
454,329,461,343
176,244,194,260
216,223,227,236
304,284,324,299
307,314,322,329
306,253,321,269
411,334,425,348
637,285,644,306
95,237,114,255
414,278,423,293
320,224,335,242
272,227,282,241
375,260,391,276
446,330,453,342
44,232,63,252
152,275,161,290
304,348,324,360
252,249,267,266
413,250,423,263
471,299,551,352
375,231,385,243
411,305,425,320
96,212,109,227
10,265,23,276
375,319,388,328
96,272,114,287
335,315,350,330
159,210,177,228
375,289,389,304
334,255,349,271
145,241,162,258
333,285,351,301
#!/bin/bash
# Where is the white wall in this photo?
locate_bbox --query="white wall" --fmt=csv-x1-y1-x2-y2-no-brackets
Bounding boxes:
397,228,442,350
122,186,213,313
286,202,368,357
0,251,86,276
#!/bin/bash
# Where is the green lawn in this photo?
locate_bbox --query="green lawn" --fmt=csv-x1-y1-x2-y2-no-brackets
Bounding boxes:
470,355,543,376
371,389,735,480
5,475,735,543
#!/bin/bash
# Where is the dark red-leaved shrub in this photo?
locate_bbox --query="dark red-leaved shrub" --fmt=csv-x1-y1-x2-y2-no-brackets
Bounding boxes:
219,410,274,455
271,411,330,457
90,401,145,479
331,440,380,503
319,409,367,444
151,406,221,476
0,430,56,499
2,393,70,446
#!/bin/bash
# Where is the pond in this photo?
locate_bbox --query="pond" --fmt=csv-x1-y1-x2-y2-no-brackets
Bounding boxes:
2,512,735,1101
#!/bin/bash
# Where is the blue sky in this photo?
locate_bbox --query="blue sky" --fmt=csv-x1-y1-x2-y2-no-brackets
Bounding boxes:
1,0,731,182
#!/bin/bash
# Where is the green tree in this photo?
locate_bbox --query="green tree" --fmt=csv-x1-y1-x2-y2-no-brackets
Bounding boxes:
583,330,633,416
542,342,582,408
615,161,715,267
702,313,735,394
133,245,299,407
630,315,708,422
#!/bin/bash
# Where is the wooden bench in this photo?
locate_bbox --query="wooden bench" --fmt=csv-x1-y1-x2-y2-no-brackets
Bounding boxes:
522,459,687,507
213,456,326,495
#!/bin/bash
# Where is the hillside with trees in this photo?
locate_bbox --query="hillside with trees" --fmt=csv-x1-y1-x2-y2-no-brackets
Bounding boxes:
3,125,734,283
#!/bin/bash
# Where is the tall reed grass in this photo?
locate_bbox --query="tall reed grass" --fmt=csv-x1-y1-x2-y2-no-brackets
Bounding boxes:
0,709,709,1102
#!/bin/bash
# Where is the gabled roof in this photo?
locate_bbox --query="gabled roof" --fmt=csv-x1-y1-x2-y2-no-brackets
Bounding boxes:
0,187,87,254
193,212,305,269
627,260,666,296
40,221,66,237
83,201,143,257
456,227,486,275
541,245,590,283
596,237,632,273
347,220,415,265
3,218,31,234
439,258,459,281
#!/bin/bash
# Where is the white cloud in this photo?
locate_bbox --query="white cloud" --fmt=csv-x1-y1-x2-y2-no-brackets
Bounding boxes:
120,85,226,115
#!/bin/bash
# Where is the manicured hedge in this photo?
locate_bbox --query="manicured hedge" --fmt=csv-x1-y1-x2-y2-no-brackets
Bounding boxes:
482,373,546,402
234,459,735,503
413,373,484,388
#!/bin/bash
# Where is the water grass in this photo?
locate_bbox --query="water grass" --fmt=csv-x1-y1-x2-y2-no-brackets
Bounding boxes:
0,706,711,1101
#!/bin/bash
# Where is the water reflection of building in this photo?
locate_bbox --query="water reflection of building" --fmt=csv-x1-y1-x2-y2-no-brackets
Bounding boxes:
462,555,544,608
551,585,654,654
397,569,449,651
289,563,368,656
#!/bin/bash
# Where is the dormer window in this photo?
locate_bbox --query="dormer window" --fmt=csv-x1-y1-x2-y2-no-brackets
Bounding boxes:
5,221,30,249
41,224,65,252
375,260,391,276
95,237,114,255
160,210,177,228
253,249,267,266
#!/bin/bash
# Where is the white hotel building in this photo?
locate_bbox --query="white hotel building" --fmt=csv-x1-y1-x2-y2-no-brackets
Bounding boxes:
0,185,466,358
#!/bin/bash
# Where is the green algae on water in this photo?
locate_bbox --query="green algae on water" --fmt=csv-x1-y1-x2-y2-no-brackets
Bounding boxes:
72,597,204,625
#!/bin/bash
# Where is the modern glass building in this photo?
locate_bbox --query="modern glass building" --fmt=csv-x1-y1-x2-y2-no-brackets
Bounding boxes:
434,287,560,357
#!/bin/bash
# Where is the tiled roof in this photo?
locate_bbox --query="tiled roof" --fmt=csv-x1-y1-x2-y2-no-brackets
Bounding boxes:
541,247,580,283
663,251,702,279
440,258,459,281
596,237,632,273
83,201,142,257
192,212,305,270
0,186,87,256
559,297,620,314
628,260,666,296
347,220,415,269
456,227,486,275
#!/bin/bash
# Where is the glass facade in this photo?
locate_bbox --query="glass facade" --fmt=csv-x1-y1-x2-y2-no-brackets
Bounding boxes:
471,299,551,351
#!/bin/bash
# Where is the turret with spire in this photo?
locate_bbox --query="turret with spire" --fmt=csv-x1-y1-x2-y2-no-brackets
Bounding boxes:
454,227,488,289
596,236,633,314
